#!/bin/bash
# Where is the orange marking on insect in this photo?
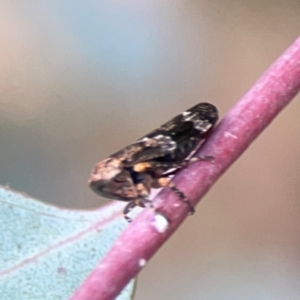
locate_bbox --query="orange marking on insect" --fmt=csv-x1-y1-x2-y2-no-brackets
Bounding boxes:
157,177,173,187
133,162,152,172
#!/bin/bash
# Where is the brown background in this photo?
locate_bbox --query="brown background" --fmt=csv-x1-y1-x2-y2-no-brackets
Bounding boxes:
1,1,300,299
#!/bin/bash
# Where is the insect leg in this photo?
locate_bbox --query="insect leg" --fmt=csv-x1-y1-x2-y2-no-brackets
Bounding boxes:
123,201,137,222
157,178,195,214
195,155,215,162
123,198,153,222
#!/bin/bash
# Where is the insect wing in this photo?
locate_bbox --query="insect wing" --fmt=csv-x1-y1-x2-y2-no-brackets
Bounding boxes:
145,103,218,162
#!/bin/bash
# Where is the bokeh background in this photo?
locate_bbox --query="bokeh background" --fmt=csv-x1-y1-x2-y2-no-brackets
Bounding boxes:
1,1,300,299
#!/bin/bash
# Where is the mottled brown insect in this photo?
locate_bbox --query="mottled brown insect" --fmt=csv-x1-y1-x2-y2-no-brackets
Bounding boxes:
89,103,218,221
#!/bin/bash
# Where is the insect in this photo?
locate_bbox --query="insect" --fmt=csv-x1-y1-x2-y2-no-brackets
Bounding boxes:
89,103,218,222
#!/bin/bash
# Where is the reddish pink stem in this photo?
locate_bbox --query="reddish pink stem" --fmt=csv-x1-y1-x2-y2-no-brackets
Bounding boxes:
71,36,300,300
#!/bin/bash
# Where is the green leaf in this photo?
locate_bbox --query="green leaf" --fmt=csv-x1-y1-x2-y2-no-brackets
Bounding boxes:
0,186,135,300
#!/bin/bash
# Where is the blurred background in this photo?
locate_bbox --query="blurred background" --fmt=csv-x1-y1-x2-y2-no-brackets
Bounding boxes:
1,1,300,299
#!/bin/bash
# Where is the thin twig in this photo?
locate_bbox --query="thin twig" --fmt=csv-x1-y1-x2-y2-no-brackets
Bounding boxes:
71,36,300,300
